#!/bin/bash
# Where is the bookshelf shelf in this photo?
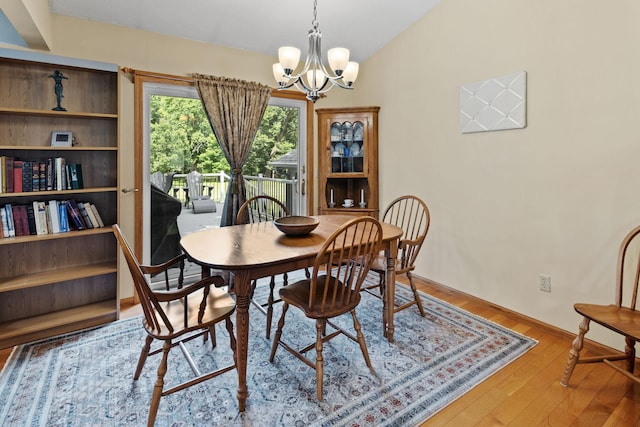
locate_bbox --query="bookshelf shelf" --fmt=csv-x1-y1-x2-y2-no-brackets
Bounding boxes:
0,301,118,348
0,55,120,349
0,187,118,199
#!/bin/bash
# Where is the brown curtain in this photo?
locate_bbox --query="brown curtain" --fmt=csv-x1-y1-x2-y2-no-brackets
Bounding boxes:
193,74,272,226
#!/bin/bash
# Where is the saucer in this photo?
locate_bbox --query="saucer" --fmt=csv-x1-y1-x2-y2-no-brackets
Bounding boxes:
342,203,354,208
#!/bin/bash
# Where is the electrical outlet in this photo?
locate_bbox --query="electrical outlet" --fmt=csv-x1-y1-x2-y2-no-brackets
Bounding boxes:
539,274,551,292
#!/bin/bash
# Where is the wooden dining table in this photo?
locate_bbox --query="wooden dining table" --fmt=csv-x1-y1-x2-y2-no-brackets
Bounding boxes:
180,214,403,411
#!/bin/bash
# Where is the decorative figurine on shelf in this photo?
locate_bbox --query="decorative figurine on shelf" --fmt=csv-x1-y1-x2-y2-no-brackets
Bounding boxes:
48,70,68,111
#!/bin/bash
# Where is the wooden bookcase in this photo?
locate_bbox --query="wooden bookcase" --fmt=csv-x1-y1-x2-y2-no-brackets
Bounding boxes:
0,55,119,349
316,106,379,218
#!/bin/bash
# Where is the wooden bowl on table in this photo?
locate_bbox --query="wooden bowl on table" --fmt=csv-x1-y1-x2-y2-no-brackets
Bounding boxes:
274,216,320,236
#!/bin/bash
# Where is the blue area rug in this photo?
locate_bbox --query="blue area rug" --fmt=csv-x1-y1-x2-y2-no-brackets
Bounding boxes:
0,274,536,426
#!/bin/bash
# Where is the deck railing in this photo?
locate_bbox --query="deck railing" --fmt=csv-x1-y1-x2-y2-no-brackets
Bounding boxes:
167,172,300,215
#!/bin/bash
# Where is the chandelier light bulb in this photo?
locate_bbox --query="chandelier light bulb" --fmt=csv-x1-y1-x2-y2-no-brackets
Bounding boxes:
342,62,359,86
327,48,350,75
278,47,301,75
272,63,289,86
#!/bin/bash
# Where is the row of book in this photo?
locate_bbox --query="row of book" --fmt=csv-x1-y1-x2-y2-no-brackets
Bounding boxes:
1,199,105,238
0,156,83,193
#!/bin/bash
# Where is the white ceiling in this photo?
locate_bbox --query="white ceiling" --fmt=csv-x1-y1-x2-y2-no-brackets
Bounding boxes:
48,0,442,63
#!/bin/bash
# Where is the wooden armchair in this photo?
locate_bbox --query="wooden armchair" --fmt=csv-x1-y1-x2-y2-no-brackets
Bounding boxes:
561,224,640,387
364,195,430,334
112,225,237,426
269,217,383,400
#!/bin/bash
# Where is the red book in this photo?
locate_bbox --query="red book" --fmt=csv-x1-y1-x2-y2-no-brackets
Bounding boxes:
13,160,23,193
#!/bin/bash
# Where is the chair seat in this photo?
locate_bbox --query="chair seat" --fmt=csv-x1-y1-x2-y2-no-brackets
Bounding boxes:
280,275,361,319
574,303,640,341
145,286,235,339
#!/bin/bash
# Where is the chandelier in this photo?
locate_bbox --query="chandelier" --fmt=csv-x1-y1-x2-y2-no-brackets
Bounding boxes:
272,0,359,102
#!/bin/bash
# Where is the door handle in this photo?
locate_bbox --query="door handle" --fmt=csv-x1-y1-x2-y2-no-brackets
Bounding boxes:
301,179,306,195
121,187,139,193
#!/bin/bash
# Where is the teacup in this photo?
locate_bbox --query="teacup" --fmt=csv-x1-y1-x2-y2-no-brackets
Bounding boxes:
343,199,354,207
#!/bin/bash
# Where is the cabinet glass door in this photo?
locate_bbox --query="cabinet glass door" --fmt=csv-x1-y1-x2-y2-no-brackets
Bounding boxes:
330,120,364,174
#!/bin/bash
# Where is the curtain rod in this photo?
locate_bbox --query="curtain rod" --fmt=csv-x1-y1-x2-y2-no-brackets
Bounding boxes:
121,67,193,83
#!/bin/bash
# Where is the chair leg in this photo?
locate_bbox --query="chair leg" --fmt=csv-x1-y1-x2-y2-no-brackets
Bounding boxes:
379,273,388,336
270,302,289,362
625,336,636,374
315,319,326,401
148,340,171,427
266,275,277,339
208,325,217,348
560,316,590,386
351,310,373,370
407,272,426,317
134,335,154,380
225,317,237,366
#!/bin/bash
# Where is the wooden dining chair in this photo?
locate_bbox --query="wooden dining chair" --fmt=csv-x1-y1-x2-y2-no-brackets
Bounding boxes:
269,216,383,400
561,224,640,387
112,224,237,426
364,195,430,333
237,194,297,338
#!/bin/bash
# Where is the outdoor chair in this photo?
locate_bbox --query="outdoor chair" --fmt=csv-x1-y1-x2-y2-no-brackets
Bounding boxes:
363,195,430,335
150,171,175,193
269,216,382,400
561,224,640,387
112,224,237,426
237,195,309,339
186,171,216,214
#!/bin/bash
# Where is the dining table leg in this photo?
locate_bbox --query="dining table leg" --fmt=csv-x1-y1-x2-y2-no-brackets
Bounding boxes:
233,270,252,411
384,240,399,343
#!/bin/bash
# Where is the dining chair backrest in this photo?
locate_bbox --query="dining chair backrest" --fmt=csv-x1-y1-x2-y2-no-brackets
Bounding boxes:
382,195,430,273
113,224,175,334
237,195,289,225
308,216,382,316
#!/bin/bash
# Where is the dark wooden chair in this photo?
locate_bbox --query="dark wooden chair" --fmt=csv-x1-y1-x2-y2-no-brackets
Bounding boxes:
112,224,237,426
364,195,430,334
561,224,640,387
269,216,383,400
237,195,299,339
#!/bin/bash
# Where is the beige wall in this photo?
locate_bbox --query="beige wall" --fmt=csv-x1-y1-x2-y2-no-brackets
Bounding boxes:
352,0,640,348
5,1,639,348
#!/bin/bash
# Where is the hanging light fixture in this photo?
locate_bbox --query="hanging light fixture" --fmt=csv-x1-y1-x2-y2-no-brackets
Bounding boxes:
272,0,359,103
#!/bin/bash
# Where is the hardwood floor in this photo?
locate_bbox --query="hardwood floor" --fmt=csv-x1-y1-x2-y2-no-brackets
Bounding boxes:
1,275,639,426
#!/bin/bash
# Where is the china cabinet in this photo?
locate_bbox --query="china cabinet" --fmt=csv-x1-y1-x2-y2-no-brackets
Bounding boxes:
317,106,379,218
0,53,119,348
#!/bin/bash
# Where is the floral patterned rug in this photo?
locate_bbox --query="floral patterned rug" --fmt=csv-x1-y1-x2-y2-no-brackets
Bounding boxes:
0,274,536,426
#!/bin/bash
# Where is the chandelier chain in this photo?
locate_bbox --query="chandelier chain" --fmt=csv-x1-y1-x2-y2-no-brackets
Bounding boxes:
312,0,318,30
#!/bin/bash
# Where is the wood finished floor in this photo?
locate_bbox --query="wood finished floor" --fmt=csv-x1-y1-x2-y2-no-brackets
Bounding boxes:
1,275,639,426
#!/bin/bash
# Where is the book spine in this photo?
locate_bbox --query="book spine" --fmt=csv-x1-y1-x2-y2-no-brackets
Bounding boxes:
21,161,33,192
65,199,86,230
89,203,105,227
58,202,69,232
13,160,23,193
26,204,37,235
5,157,14,193
39,161,46,191
46,158,54,191
48,200,60,233
4,204,15,237
0,207,8,238
31,162,39,192
77,202,93,228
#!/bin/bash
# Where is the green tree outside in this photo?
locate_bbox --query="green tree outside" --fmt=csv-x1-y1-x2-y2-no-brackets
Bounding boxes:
150,96,298,178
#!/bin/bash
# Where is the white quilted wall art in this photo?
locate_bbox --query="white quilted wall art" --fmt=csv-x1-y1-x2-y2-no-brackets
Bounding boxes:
460,71,526,133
